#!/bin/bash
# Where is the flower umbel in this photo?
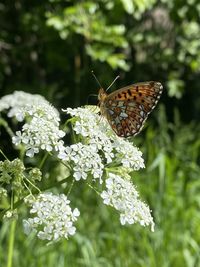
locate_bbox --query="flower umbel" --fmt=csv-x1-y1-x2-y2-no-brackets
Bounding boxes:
61,106,153,231
62,143,104,182
23,192,80,243
0,159,25,197
101,173,155,231
62,107,145,181
0,91,65,157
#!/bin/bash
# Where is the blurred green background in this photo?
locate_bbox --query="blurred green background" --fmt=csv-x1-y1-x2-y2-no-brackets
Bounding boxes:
0,0,200,266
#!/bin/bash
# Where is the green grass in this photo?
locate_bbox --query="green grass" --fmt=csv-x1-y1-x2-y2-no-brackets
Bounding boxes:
1,106,200,267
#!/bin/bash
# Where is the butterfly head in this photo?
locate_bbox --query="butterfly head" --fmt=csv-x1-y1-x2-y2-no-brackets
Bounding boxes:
98,88,107,102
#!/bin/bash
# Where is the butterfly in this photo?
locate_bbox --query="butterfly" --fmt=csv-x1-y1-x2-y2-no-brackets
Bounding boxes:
98,81,163,137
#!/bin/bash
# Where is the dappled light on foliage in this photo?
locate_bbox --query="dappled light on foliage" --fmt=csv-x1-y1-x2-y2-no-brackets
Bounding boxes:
0,0,200,266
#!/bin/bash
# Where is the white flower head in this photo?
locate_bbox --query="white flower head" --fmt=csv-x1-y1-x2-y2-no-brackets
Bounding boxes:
101,173,154,231
62,106,145,181
23,192,80,244
60,142,104,183
0,91,65,157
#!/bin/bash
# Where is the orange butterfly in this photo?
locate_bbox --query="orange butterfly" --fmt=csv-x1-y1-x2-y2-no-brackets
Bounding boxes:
97,78,163,137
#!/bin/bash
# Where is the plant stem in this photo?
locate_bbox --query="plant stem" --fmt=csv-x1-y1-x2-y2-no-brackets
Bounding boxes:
86,182,100,196
67,178,75,196
39,152,49,169
7,220,16,267
0,118,15,138
0,147,9,160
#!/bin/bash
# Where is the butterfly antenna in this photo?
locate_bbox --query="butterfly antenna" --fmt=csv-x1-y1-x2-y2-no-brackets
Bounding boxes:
91,71,103,88
106,75,120,92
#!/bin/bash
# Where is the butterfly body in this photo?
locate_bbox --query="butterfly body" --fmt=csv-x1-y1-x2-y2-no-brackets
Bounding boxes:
98,81,163,137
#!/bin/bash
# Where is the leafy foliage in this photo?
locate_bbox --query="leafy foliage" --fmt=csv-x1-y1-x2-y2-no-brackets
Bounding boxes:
0,0,200,117
0,0,200,266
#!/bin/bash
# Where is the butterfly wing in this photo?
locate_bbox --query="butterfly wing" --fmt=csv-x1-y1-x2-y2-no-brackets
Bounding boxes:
101,81,163,137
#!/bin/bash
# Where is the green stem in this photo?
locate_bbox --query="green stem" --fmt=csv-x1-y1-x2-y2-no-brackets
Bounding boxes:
24,177,41,193
7,220,16,267
48,152,72,170
22,179,33,195
0,147,9,160
19,146,25,161
0,118,15,138
67,178,75,197
86,182,100,196
39,153,49,169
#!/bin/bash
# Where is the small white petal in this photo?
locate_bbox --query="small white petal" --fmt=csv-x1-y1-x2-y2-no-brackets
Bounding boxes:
24,193,80,243
26,148,35,157
101,173,154,230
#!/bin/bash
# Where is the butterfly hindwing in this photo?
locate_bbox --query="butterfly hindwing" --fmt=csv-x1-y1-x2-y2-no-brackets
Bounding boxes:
99,81,163,137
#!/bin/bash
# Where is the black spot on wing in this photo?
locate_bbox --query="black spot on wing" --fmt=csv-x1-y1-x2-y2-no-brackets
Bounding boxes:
127,89,132,96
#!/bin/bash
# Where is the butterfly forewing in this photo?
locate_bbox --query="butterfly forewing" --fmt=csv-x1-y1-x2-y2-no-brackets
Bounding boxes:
99,81,163,137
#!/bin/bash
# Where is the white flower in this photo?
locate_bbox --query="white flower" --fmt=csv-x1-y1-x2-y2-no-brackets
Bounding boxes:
12,114,65,157
23,192,80,243
62,106,144,181
0,91,65,157
60,143,104,183
101,173,154,231
0,91,51,118
113,138,145,170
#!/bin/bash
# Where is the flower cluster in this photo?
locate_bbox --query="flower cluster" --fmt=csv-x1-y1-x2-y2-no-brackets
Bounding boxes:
101,173,154,231
61,107,144,181
63,143,104,182
0,90,155,239
0,91,65,157
0,158,43,198
0,158,25,196
23,192,80,243
60,107,153,230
